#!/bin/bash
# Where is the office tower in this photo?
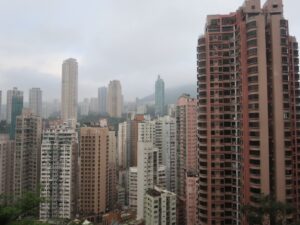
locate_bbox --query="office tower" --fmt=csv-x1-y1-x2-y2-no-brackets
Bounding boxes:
40,123,78,220
107,130,117,211
176,94,197,225
79,127,109,217
130,114,145,167
155,75,165,116
154,116,177,193
89,97,99,114
107,80,123,118
61,58,78,122
9,95,24,140
0,134,14,196
197,0,300,224
98,86,107,114
29,88,42,117
14,109,41,199
144,187,177,225
128,167,138,211
6,87,23,123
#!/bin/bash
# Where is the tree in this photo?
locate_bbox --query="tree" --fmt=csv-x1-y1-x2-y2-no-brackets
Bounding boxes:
0,192,49,225
242,194,295,225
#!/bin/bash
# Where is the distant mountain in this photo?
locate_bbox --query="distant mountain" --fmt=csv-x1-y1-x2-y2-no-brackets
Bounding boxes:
139,83,197,105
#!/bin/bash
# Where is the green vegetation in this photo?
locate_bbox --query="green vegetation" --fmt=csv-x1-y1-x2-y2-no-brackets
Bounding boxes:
242,194,299,225
0,192,48,225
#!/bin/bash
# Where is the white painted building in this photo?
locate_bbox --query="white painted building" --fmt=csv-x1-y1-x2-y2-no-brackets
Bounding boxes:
39,123,78,221
128,167,138,211
29,88,42,117
144,187,177,225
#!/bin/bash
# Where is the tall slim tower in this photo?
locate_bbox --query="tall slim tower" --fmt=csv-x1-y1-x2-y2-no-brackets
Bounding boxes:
79,126,109,217
176,94,197,225
29,88,42,117
98,86,107,114
197,0,300,224
155,75,165,116
0,90,2,120
61,58,78,122
10,94,23,139
14,109,42,199
107,80,123,118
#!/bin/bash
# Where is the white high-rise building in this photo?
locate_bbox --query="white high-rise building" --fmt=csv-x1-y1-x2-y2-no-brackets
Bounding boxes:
79,98,89,116
39,123,78,221
144,187,177,225
61,58,78,123
154,116,176,193
128,167,138,211
29,88,42,117
89,97,99,114
6,87,23,123
107,80,123,118
137,141,165,220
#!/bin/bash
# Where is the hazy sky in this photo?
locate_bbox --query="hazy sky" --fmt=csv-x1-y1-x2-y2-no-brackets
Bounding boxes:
0,0,298,102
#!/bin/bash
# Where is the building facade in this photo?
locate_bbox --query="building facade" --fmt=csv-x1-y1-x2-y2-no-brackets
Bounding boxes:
79,127,109,218
29,87,42,117
6,87,23,123
107,80,123,118
197,0,300,224
39,123,78,220
128,167,138,211
14,109,42,199
61,58,78,122
176,94,197,225
144,187,177,225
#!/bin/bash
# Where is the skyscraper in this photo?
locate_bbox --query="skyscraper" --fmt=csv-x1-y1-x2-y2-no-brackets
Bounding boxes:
176,94,197,225
98,86,107,114
14,109,42,199
29,88,42,117
40,123,78,220
197,0,300,224
107,80,123,118
79,126,109,218
0,90,2,120
10,94,23,139
155,75,165,116
61,58,78,122
6,87,23,124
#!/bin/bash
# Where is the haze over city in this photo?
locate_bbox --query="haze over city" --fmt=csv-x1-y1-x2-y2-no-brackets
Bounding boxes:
0,0,298,101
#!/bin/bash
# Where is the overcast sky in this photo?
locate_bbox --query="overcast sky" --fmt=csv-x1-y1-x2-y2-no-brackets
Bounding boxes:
0,0,298,102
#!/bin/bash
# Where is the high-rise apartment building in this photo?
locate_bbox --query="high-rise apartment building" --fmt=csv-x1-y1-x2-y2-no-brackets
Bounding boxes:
155,75,165,116
107,130,117,211
89,97,99,114
6,87,23,123
98,86,107,114
0,134,14,196
14,109,42,199
107,80,123,118
144,187,177,225
197,0,300,224
79,126,109,218
118,121,128,169
61,58,78,122
154,116,177,193
29,88,42,117
40,123,78,221
176,94,197,225
130,114,145,167
0,90,2,120
128,167,138,211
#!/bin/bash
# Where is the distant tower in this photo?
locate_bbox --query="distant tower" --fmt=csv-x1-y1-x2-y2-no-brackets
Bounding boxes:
10,94,24,139
6,87,23,124
98,86,107,114
29,88,42,117
61,58,78,122
107,80,123,118
155,75,165,116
